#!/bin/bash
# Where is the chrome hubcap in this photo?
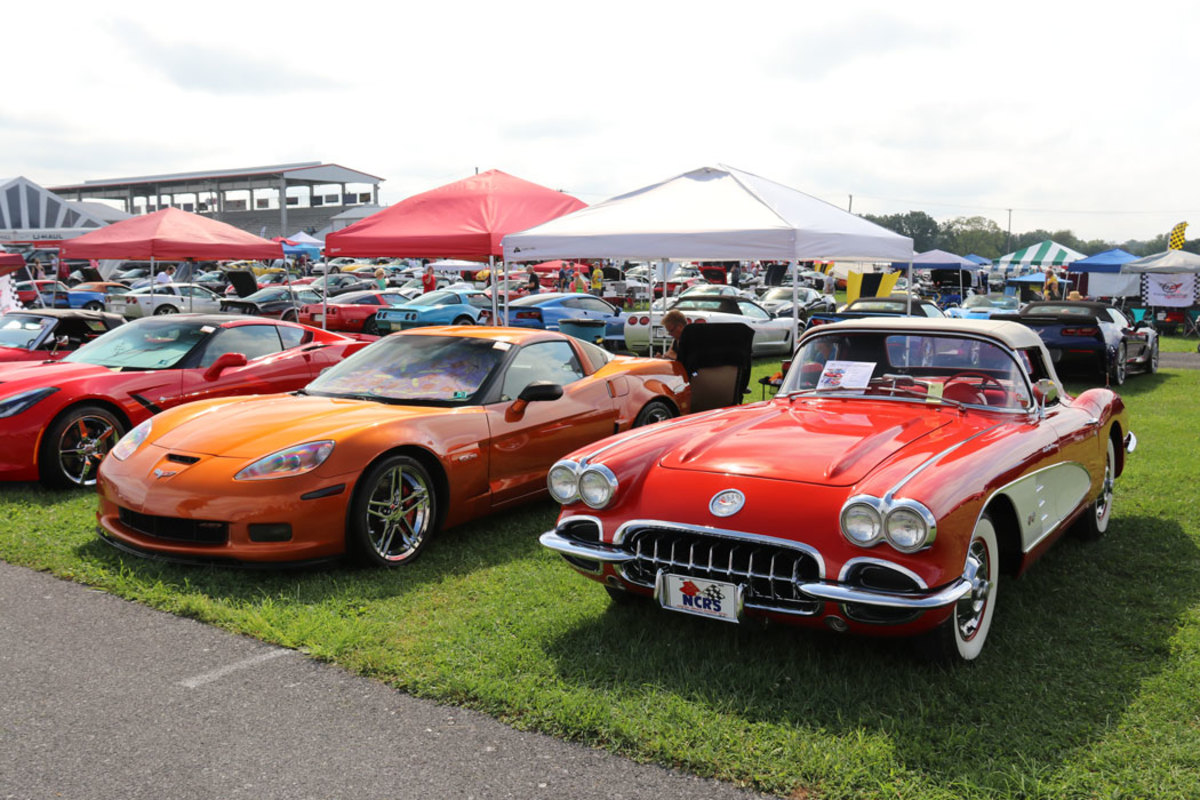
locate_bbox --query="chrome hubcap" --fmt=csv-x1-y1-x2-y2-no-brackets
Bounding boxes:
956,541,991,640
365,465,431,560
58,416,118,486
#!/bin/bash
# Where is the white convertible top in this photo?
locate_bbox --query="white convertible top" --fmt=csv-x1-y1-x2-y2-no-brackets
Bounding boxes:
804,316,1045,351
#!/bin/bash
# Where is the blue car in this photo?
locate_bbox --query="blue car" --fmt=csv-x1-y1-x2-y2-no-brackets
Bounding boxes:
26,280,109,311
479,292,627,348
944,293,1021,319
374,289,490,332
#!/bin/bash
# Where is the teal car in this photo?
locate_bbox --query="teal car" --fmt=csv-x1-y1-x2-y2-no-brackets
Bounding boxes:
375,289,490,332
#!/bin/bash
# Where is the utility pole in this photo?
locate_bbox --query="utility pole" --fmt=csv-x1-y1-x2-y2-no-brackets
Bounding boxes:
1006,209,1012,252
848,194,853,213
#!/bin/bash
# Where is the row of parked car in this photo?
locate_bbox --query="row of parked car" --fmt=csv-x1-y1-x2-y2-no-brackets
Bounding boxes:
0,292,1136,663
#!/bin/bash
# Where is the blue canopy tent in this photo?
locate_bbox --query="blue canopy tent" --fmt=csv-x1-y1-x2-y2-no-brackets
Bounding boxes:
965,253,992,266
1067,248,1137,297
1067,248,1137,274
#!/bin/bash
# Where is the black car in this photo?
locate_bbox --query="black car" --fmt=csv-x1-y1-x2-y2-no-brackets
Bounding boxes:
992,300,1158,385
220,286,324,321
308,273,376,297
758,286,836,319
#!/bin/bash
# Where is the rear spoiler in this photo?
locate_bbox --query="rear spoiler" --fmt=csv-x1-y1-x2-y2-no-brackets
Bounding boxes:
991,313,1100,325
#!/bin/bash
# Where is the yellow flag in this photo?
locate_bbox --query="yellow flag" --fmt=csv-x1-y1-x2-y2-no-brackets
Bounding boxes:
1168,221,1188,250
846,271,862,304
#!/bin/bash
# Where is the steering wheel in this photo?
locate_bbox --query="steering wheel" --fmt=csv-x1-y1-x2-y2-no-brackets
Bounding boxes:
942,371,1006,403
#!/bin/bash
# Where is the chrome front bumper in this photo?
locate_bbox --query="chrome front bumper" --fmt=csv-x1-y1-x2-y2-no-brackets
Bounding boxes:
540,529,973,611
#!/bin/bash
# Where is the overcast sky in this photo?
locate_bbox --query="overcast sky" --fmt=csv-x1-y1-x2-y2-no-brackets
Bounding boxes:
3,0,1197,243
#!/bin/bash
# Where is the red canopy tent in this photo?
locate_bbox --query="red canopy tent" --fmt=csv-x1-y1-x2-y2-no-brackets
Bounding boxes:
324,170,586,260
58,208,283,261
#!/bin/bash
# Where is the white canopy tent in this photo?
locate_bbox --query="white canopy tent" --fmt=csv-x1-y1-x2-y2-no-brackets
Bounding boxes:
503,165,912,263
502,165,913,346
1122,249,1200,273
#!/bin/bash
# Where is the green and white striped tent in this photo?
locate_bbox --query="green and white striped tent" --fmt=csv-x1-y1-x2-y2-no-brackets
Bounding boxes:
996,239,1086,269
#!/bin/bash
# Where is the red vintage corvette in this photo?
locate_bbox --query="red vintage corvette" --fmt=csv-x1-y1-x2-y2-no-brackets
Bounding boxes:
541,317,1136,662
0,314,369,488
296,289,412,335
95,327,690,567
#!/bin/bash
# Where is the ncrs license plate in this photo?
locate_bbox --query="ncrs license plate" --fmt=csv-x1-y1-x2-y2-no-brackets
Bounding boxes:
657,573,741,623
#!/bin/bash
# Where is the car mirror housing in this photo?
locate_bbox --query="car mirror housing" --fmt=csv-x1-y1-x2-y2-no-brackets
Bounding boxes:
1032,378,1058,408
204,352,249,381
518,381,563,404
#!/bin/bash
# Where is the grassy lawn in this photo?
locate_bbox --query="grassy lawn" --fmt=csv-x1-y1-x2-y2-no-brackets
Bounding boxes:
2,364,1198,799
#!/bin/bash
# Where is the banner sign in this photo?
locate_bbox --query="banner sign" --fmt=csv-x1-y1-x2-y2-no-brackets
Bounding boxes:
1144,273,1196,307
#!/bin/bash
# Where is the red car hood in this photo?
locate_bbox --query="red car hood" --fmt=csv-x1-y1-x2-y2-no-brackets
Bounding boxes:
0,359,111,389
151,394,447,458
657,402,955,487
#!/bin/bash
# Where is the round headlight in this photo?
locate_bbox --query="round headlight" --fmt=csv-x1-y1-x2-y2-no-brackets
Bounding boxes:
547,461,580,504
841,501,882,546
577,465,618,509
884,503,935,552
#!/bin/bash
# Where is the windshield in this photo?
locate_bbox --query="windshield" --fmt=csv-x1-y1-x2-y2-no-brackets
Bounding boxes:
63,317,211,369
964,294,1018,310
782,330,1032,410
410,290,458,307
0,314,52,349
307,334,507,405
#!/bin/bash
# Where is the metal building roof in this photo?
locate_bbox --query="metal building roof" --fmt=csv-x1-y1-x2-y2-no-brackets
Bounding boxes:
48,162,383,200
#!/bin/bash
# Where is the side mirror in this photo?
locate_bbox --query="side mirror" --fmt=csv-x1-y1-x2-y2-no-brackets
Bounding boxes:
517,381,564,404
1032,378,1059,408
507,380,563,419
203,352,248,381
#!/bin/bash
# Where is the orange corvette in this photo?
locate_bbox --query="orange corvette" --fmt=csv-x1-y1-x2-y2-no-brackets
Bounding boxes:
96,327,690,567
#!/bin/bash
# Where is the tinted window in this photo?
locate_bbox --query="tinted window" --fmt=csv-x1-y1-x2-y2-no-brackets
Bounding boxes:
277,325,306,350
500,341,585,401
198,325,284,367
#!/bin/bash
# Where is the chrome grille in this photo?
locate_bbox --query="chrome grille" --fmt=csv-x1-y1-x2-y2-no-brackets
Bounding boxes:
618,524,822,615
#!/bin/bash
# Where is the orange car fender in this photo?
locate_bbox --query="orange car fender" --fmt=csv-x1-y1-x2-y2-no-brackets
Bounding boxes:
338,411,493,530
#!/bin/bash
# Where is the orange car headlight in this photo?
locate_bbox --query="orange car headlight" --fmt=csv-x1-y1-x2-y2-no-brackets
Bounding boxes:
235,441,335,481
111,419,152,461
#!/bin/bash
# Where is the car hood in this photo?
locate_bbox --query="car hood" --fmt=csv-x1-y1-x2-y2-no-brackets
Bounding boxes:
655,402,956,487
0,359,110,392
151,394,448,458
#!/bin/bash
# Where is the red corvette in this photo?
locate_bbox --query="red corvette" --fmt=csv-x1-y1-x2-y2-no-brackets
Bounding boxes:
296,289,412,335
541,318,1135,662
0,314,370,488
95,327,690,567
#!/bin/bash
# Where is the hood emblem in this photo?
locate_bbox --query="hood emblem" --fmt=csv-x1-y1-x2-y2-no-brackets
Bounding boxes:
152,468,178,479
709,489,745,517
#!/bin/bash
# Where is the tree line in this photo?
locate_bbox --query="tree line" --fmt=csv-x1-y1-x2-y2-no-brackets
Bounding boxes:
860,211,1198,260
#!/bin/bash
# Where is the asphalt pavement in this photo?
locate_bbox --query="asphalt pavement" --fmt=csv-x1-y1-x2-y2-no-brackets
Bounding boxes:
0,560,775,800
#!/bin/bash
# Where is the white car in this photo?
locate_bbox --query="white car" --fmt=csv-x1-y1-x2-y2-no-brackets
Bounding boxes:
108,283,224,318
624,295,795,356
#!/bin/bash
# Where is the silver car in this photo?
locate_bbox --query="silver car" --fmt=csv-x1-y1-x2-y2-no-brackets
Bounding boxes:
108,283,225,318
624,296,794,356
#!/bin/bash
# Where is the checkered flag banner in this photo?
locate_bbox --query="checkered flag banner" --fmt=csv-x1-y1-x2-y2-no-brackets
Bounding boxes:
1168,221,1188,250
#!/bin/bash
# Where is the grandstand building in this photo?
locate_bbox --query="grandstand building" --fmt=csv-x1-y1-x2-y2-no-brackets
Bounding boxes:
49,162,383,240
